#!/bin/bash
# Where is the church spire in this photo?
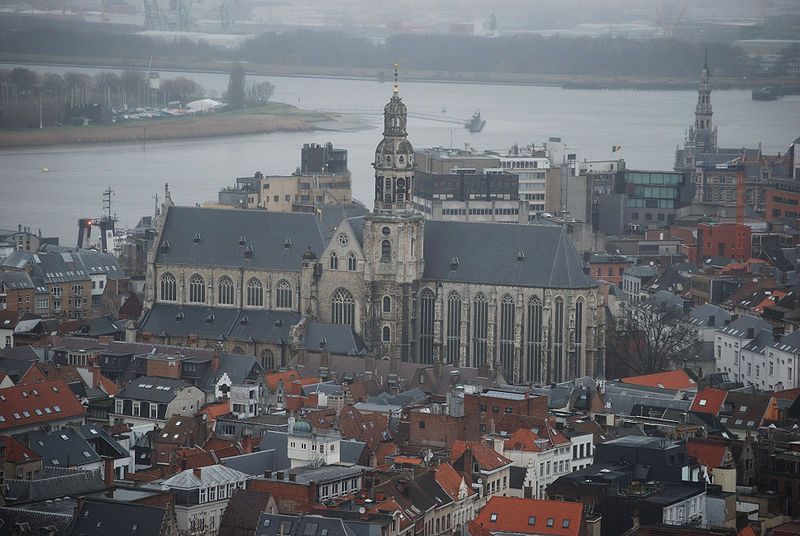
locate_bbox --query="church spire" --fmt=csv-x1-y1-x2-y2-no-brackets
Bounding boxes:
373,63,414,214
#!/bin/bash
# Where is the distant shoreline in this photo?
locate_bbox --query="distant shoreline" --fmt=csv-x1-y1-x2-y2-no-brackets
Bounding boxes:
3,53,799,90
0,103,334,149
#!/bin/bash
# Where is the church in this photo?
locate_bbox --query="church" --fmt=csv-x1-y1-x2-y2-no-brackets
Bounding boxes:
140,69,605,385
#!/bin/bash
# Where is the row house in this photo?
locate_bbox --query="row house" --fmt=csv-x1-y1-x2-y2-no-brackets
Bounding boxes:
0,380,86,435
110,375,207,428
451,440,513,504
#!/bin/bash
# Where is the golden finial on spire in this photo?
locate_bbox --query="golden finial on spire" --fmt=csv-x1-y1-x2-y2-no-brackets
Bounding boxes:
393,60,399,94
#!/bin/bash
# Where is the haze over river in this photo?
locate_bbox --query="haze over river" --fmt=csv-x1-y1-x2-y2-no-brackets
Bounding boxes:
1,64,799,244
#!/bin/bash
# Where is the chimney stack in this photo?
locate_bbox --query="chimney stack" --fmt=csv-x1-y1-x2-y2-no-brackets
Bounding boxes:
193,468,202,479
103,457,115,487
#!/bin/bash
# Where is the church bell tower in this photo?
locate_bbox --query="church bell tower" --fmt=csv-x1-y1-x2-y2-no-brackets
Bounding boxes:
373,62,415,214
363,63,424,364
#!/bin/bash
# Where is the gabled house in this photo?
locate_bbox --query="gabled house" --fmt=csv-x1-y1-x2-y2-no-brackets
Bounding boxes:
0,434,42,484
474,496,585,536
0,379,86,435
110,376,206,427
70,497,180,536
451,441,513,503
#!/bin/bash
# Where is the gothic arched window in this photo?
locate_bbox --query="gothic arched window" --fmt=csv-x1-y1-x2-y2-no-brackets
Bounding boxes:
499,295,515,380
383,296,391,314
332,289,355,326
553,297,565,383
347,252,357,271
575,297,584,367
381,240,391,262
276,280,292,309
329,251,338,270
246,278,263,307
526,297,544,383
218,276,234,305
261,349,275,370
419,289,435,364
472,293,489,367
382,326,391,342
189,274,205,303
446,292,462,365
160,272,176,302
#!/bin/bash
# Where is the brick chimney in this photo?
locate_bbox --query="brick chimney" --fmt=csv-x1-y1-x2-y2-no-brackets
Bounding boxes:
193,467,202,479
211,349,221,373
103,457,115,487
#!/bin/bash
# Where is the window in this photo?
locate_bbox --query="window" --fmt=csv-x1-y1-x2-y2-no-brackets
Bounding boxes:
189,274,206,303
499,295,515,380
381,240,391,262
276,280,292,309
546,518,555,528
553,298,565,382
150,404,158,419
446,292,462,365
331,288,355,325
419,289,435,364
329,251,338,270
472,293,489,367
160,273,176,301
347,252,357,271
562,520,570,529
383,296,391,313
418,420,426,429
528,516,536,526
261,349,275,370
247,278,263,307
526,297,543,383
218,276,234,305
490,514,498,522
382,326,391,342
115,399,123,414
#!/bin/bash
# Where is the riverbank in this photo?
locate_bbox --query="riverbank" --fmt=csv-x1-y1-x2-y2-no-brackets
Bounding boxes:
0,103,333,148
4,53,799,90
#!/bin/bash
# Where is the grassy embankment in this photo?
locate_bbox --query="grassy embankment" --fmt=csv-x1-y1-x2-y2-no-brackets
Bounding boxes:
0,102,333,148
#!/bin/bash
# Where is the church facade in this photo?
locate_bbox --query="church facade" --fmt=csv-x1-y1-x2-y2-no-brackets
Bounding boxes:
141,71,604,384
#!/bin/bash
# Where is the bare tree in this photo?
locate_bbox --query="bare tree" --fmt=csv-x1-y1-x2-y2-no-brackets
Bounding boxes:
606,300,699,377
246,80,274,106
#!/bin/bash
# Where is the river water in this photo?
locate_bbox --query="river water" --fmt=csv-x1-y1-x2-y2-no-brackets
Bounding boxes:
1,64,799,244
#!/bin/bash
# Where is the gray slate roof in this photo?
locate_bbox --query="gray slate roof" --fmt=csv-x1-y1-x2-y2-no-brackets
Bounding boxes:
70,498,168,536
155,206,325,271
422,221,594,288
2,466,105,504
23,428,102,468
0,271,35,290
301,322,367,355
222,449,278,476
257,514,357,536
116,376,189,403
717,315,771,339
207,354,263,388
772,330,800,355
140,303,300,344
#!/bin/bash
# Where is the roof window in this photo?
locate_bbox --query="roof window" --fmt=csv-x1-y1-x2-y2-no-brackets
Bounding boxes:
490,514,498,522
546,518,555,527
528,516,536,526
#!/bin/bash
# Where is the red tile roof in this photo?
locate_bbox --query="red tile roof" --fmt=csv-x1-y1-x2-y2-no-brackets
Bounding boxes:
686,439,728,468
435,463,472,500
451,441,512,471
265,370,300,392
503,428,543,453
774,388,800,401
621,370,697,391
467,521,493,536
0,434,41,464
690,388,728,416
0,380,86,432
475,496,583,536
394,456,423,466
200,401,232,421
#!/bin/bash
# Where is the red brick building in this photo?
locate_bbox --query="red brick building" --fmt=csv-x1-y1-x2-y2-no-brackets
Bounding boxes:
697,222,751,262
464,389,548,435
588,254,632,286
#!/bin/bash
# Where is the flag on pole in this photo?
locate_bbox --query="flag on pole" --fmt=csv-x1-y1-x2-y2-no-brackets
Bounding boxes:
612,145,622,153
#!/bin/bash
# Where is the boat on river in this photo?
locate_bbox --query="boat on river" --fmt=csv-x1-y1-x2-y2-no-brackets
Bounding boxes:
465,110,486,133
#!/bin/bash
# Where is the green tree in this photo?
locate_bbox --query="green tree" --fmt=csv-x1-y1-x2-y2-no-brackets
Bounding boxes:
226,62,246,110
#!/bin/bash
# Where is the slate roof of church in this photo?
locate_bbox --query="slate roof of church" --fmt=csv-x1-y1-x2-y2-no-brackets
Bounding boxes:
155,206,325,271
422,221,594,289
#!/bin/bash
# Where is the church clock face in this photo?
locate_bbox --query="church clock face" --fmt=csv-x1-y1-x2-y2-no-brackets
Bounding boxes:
338,234,349,246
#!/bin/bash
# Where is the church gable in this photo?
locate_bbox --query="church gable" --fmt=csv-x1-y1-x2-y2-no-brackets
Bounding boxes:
321,218,365,271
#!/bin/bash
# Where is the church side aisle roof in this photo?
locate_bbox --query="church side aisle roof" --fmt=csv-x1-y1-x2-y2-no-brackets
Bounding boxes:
422,221,594,289
155,206,325,271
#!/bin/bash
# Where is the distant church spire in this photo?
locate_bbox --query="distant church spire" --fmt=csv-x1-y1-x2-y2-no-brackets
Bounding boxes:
373,63,414,214
693,51,716,153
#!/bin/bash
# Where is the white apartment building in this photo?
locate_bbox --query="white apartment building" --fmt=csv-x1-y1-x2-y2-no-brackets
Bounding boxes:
287,418,341,468
744,329,800,391
714,315,772,385
498,154,550,214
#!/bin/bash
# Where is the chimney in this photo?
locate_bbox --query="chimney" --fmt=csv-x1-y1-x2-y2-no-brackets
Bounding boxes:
289,472,296,482
708,315,715,327
773,326,784,342
632,509,640,530
193,468,202,479
390,355,400,375
264,470,272,479
321,349,331,368
103,457,115,487
276,471,284,480
211,350,221,373
746,327,755,339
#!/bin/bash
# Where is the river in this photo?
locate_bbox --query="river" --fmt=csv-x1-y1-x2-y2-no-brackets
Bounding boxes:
1,63,799,244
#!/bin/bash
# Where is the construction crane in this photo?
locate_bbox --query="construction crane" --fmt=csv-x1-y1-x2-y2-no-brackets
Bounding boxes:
142,0,194,31
656,7,685,39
